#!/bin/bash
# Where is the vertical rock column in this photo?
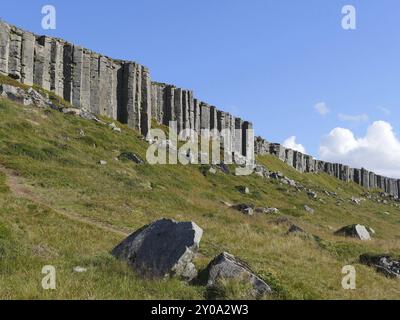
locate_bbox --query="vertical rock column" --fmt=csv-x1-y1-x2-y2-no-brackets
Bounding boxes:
8,28,22,80
21,31,35,85
0,22,10,75
34,36,52,90
140,66,151,136
174,88,183,133
50,39,64,96
120,63,151,136
121,62,141,133
234,118,243,157
242,121,254,158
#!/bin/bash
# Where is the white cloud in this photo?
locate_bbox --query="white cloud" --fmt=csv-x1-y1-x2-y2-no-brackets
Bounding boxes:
314,102,330,116
283,136,306,153
319,121,400,178
338,113,369,123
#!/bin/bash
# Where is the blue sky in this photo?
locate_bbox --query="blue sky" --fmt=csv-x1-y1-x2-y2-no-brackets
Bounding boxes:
2,0,400,175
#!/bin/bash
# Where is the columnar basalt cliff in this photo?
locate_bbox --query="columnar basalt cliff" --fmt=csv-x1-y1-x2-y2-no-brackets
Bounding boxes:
1,20,399,198
255,137,400,198
0,21,251,160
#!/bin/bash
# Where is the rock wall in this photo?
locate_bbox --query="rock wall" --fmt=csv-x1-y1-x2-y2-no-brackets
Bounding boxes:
254,136,400,198
0,20,251,159
2,20,399,197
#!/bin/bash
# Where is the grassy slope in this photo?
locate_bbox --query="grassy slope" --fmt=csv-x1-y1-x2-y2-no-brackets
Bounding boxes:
0,77,399,299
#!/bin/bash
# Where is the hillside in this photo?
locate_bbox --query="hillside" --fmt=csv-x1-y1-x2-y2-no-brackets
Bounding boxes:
0,76,400,299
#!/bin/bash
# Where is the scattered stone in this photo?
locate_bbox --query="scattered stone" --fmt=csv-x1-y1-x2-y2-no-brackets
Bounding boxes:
73,266,87,273
360,254,400,278
118,152,144,164
98,160,107,165
109,122,122,133
253,164,269,178
287,224,306,235
208,167,217,174
255,207,279,214
112,219,203,281
220,200,232,207
307,191,318,199
78,129,85,137
304,205,315,214
235,186,250,194
233,203,254,215
335,224,371,241
351,197,363,205
216,162,230,174
203,252,272,298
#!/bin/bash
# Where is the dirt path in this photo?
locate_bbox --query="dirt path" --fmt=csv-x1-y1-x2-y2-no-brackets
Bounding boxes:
0,164,129,237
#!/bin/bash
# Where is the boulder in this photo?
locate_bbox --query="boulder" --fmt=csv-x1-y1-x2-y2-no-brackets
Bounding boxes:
360,254,400,278
335,224,371,240
204,252,272,298
112,219,203,281
98,160,107,165
118,152,144,164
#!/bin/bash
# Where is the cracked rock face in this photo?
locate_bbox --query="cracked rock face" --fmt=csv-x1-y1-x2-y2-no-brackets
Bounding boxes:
111,219,203,281
335,224,371,241
204,252,272,298
360,254,400,278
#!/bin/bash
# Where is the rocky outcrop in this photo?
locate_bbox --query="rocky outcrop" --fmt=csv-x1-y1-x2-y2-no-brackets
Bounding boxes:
204,252,272,297
111,219,203,281
254,136,400,199
0,20,253,161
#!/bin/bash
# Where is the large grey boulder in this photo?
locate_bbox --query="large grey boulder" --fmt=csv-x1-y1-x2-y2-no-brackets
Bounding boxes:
335,224,371,240
204,252,272,297
360,254,400,278
111,219,203,281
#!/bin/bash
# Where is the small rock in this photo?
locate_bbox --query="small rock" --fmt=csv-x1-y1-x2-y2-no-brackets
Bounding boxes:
255,207,279,214
351,197,363,205
209,167,217,174
233,203,254,215
335,224,371,241
216,163,230,174
220,200,232,207
73,266,87,273
304,205,315,214
287,224,306,235
203,252,272,298
307,191,318,199
236,186,250,194
118,152,144,164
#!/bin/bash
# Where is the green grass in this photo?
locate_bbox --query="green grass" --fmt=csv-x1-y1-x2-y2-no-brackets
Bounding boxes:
0,76,400,299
